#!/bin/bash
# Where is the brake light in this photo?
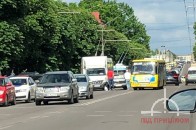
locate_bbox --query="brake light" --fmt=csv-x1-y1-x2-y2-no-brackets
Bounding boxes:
173,74,178,79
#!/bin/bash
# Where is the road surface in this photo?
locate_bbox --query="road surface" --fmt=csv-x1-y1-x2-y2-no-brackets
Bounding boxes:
0,84,195,130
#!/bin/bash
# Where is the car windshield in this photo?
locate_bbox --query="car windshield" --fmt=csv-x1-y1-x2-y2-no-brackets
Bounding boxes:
39,74,70,84
114,70,126,75
0,78,5,86
10,79,27,86
87,68,106,76
188,70,196,74
75,75,87,82
132,62,155,74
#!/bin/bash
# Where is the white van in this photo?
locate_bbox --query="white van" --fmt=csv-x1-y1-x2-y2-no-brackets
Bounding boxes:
185,67,196,85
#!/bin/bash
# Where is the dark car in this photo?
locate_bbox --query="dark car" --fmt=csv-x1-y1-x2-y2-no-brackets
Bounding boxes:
166,71,180,86
35,71,79,105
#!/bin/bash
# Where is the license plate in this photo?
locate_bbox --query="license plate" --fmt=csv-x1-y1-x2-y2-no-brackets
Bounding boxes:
46,93,57,97
140,83,147,87
45,88,59,92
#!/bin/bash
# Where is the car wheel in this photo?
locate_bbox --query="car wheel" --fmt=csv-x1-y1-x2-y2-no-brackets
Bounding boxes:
90,93,94,99
11,95,16,105
86,91,90,99
68,93,74,104
123,86,127,90
4,95,8,107
175,83,179,86
74,95,79,103
35,100,41,106
43,101,48,105
133,88,137,90
25,93,31,103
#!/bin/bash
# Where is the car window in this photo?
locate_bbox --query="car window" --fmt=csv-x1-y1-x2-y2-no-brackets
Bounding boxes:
188,70,196,74
10,79,27,86
40,74,70,84
0,78,5,86
75,75,87,82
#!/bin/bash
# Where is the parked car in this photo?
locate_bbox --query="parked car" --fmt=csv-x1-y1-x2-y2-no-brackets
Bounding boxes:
166,70,180,86
185,67,196,85
74,74,93,99
10,76,36,103
0,76,16,106
35,71,79,105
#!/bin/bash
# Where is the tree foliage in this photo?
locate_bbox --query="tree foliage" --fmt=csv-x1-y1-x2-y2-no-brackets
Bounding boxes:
0,0,150,75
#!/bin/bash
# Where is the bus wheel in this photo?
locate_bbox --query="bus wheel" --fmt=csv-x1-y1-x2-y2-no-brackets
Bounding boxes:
133,88,137,91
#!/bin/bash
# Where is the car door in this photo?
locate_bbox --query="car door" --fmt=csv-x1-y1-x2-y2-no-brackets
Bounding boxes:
71,73,78,96
29,77,36,98
5,78,12,102
88,75,93,94
28,78,35,99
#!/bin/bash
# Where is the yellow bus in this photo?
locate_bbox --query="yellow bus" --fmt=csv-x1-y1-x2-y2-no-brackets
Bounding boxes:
130,59,166,90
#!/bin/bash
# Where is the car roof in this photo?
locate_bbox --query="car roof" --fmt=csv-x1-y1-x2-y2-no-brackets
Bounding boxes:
74,74,87,76
10,76,28,79
45,71,71,74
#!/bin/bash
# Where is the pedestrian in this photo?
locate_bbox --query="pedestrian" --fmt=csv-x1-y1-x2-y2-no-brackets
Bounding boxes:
107,68,114,90
124,69,131,90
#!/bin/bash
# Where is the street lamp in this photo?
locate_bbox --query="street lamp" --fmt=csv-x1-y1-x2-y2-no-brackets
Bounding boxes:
161,45,166,60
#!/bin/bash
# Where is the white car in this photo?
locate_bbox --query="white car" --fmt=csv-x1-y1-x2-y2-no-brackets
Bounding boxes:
10,76,36,103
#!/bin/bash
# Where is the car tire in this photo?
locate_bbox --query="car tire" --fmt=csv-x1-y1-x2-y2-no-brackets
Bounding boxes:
4,95,8,107
74,95,79,103
43,101,48,105
25,93,31,103
133,88,137,90
86,91,90,99
90,93,94,99
68,93,74,104
123,86,127,90
10,95,16,105
175,83,179,86
35,100,41,106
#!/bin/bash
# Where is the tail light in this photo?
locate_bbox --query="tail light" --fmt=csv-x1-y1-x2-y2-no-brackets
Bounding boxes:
173,74,179,79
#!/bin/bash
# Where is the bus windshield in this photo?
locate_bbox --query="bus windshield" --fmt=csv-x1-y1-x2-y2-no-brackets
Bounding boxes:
132,62,155,74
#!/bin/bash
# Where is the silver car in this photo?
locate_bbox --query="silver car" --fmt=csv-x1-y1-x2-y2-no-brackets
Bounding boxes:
35,71,79,105
74,74,94,99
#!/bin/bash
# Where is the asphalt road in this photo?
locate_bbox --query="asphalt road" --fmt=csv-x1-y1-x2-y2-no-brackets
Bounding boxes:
0,84,195,130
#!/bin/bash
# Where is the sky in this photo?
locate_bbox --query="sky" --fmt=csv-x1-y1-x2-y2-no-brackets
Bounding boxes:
63,0,196,55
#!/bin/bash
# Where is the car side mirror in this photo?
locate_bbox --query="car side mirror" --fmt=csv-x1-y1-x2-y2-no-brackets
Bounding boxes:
35,80,40,84
72,79,77,83
166,89,196,112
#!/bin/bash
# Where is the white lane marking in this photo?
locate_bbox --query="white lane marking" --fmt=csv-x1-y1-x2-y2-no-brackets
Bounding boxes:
0,125,13,130
87,115,105,117
30,116,41,119
48,111,62,114
41,116,49,118
81,91,133,106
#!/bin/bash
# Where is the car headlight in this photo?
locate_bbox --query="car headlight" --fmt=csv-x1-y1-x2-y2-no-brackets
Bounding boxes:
60,87,70,92
20,89,27,92
36,87,44,93
0,91,4,95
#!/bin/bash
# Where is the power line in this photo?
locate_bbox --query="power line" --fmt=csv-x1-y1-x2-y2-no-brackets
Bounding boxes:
183,0,192,53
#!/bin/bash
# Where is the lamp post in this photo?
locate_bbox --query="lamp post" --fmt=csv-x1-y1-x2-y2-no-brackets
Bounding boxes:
161,45,166,60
